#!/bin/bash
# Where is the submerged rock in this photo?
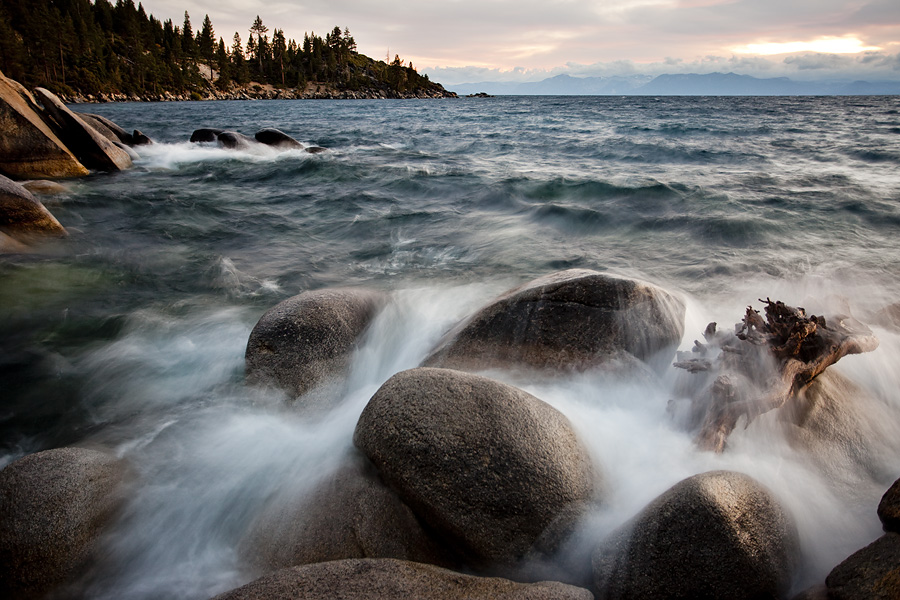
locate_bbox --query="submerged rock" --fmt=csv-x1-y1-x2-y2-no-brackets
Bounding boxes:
305,146,327,154
33,87,133,172
422,269,685,374
217,131,257,150
242,453,454,571
0,230,27,252
0,173,67,241
354,367,598,572
20,179,68,195
245,288,387,400
211,558,593,600
0,447,127,600
190,128,223,143
255,128,303,149
878,478,900,533
825,533,900,600
0,71,89,179
591,470,798,600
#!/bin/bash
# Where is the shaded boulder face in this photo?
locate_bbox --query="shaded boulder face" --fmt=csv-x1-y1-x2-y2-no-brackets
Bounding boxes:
217,131,257,150
423,269,685,374
190,128,223,143
825,533,900,600
878,478,900,534
591,470,799,600
0,447,127,600
0,230,27,253
354,367,598,572
0,71,89,179
131,129,152,145
0,173,67,240
242,453,455,572
245,288,387,399
254,128,303,149
33,87,133,172
212,558,594,600
76,112,128,145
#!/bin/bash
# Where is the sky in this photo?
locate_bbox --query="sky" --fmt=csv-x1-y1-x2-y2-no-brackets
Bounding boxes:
137,0,900,85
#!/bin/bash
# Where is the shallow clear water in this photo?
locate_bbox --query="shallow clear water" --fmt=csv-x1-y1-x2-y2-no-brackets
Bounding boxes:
2,96,900,598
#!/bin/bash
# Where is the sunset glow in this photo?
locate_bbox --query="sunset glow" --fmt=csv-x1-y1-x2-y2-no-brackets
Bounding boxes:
733,36,882,56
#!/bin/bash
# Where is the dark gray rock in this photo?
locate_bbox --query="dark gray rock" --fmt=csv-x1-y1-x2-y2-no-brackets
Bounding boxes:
790,584,829,600
423,269,685,374
0,173,67,240
878,478,900,533
131,129,152,145
0,71,88,179
305,146,327,154
354,367,598,571
33,87,133,172
211,558,594,600
255,128,303,149
0,447,127,600
825,533,900,600
591,470,799,600
217,131,257,150
190,128,223,143
245,288,387,399
242,453,455,571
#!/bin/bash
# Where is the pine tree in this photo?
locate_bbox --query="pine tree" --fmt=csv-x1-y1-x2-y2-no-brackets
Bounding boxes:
197,15,216,65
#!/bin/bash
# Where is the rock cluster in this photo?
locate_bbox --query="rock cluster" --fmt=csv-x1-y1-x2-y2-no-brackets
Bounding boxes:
191,127,327,154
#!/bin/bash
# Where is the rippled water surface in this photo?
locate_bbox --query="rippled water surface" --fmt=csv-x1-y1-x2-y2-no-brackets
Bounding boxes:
2,96,900,598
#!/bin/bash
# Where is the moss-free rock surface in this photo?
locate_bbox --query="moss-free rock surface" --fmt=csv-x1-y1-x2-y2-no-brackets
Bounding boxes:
423,268,685,373
592,470,798,600
0,447,126,600
245,288,387,399
354,367,598,571
878,478,900,533
211,558,594,600
255,128,303,149
825,533,900,600
0,173,66,240
0,71,89,179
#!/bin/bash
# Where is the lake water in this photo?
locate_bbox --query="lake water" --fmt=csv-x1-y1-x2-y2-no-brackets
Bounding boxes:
2,95,900,598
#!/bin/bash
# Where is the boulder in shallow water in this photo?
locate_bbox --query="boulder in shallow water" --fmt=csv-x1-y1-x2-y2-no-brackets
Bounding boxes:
591,470,798,600
354,367,598,572
242,453,455,571
245,288,387,400
0,447,127,600
190,128,223,143
131,129,152,145
217,131,258,150
0,173,66,240
422,268,685,374
75,112,129,145
825,533,900,600
255,128,303,149
21,179,68,195
878,478,900,533
33,87,133,172
0,230,27,253
0,71,89,179
211,558,594,600
305,145,327,154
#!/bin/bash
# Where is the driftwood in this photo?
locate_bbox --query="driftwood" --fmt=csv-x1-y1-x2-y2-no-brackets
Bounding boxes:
674,299,879,452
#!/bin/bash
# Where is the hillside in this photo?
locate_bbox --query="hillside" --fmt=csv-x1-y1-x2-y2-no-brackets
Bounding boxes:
0,0,455,101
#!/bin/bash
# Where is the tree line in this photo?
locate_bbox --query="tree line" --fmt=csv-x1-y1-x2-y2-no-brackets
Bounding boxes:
0,0,442,97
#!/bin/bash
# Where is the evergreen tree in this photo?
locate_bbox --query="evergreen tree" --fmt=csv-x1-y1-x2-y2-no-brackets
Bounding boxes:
197,15,216,65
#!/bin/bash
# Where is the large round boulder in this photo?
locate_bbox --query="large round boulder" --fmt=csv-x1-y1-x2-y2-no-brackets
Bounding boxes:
878,478,900,533
211,558,594,600
217,131,258,150
0,173,67,240
245,288,387,399
0,447,127,600
825,533,900,600
190,128,223,143
0,71,88,179
422,269,685,374
255,128,303,149
591,470,799,600
241,453,455,571
353,367,598,571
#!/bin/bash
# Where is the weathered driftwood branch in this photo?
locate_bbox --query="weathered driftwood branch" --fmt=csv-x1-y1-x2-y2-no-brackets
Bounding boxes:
674,299,879,452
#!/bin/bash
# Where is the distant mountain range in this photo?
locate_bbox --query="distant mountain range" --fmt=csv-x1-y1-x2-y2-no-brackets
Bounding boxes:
450,72,900,96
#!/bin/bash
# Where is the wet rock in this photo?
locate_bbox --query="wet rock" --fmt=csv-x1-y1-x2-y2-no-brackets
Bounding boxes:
0,447,127,600
0,230,27,253
211,558,593,600
131,129,152,145
20,179,68,195
354,367,598,572
0,173,67,240
33,87,133,171
190,128,223,143
242,453,454,571
254,128,303,149
790,584,829,600
878,478,900,533
75,112,128,145
113,141,140,161
422,269,685,374
825,533,900,600
245,288,387,399
305,146,327,154
217,131,258,150
591,470,798,600
0,71,89,179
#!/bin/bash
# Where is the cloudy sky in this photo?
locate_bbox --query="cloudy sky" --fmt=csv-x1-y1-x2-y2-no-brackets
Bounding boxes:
138,0,900,84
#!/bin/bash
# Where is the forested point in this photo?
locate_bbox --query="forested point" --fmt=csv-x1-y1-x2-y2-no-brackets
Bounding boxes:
0,0,456,101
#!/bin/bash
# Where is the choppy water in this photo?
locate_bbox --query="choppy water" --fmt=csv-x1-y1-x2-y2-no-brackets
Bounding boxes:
2,96,900,598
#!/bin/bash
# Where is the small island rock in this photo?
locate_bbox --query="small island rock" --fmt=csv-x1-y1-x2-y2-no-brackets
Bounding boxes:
255,128,303,149
190,128,223,143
